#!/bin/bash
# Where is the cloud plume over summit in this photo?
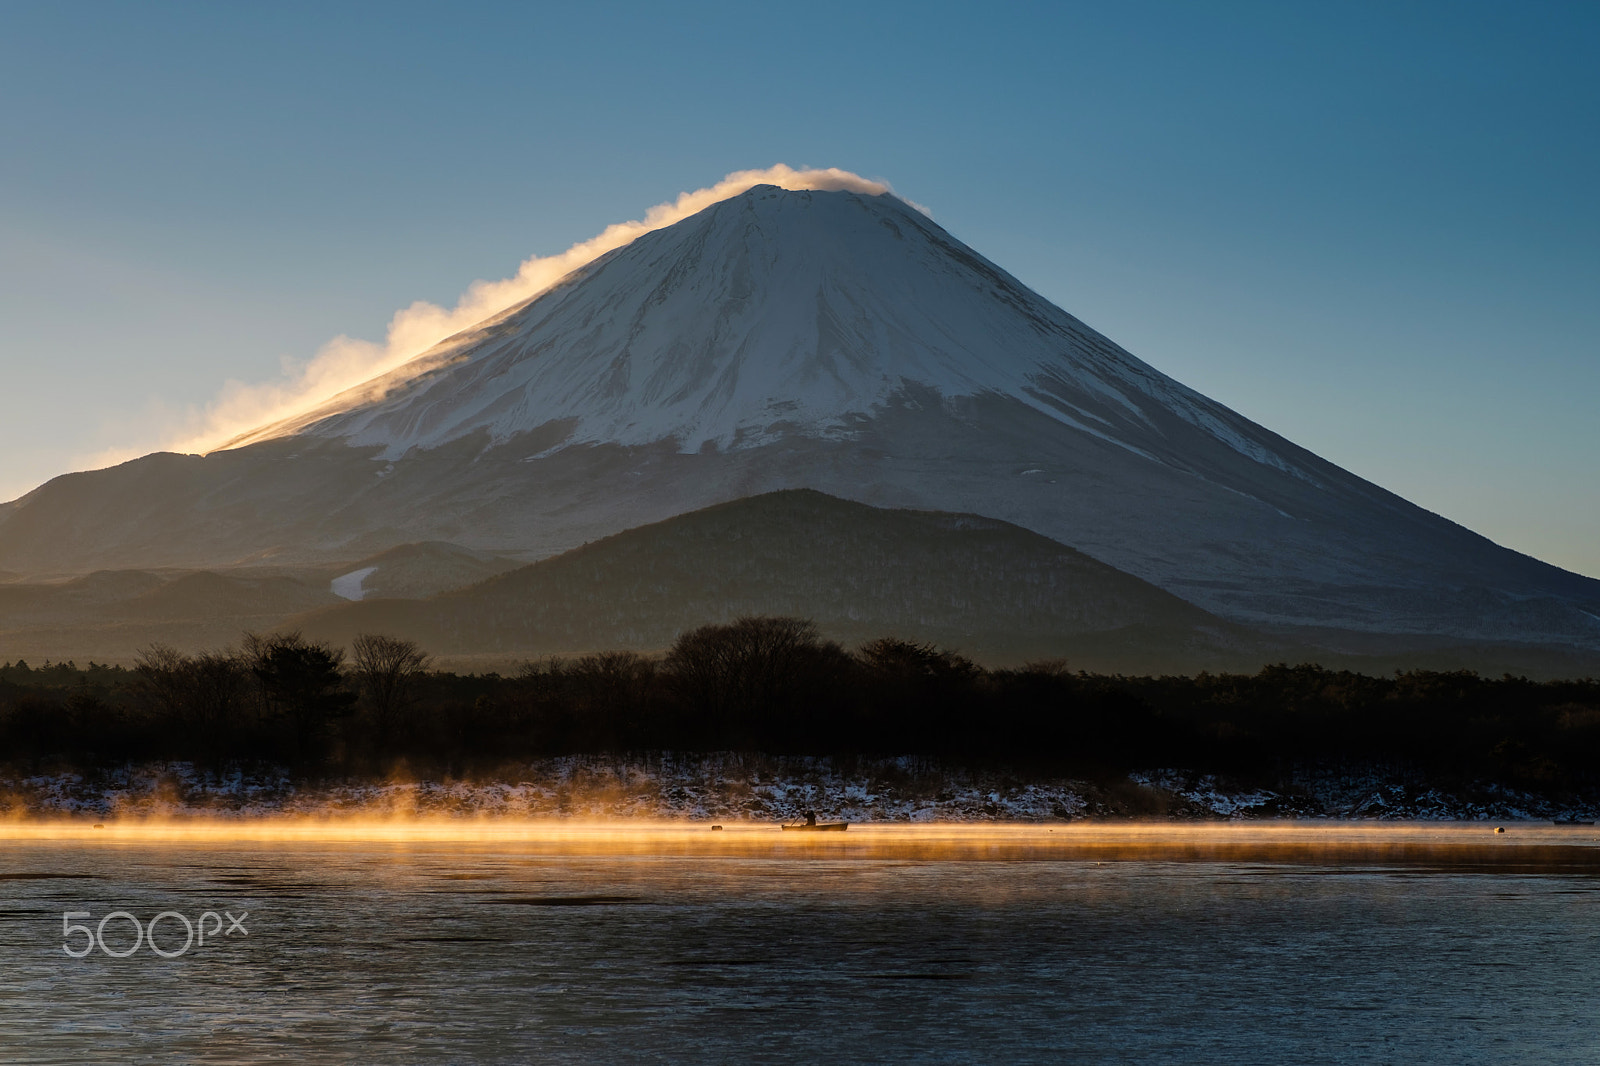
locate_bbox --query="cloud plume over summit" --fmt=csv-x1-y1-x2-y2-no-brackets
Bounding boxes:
166,167,902,456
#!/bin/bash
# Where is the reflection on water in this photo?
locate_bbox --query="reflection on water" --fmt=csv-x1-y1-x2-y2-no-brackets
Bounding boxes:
3,823,1598,1064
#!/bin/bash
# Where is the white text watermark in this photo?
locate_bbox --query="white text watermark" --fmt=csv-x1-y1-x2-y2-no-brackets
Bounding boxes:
62,910,248,958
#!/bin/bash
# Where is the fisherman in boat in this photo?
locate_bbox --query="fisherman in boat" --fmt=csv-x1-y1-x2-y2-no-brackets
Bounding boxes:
805,809,817,826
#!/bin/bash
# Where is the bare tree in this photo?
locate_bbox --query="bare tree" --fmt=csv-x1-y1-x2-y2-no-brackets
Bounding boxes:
857,638,978,683
134,643,248,760
243,631,355,755
134,643,191,723
350,633,431,744
665,617,833,736
568,651,657,747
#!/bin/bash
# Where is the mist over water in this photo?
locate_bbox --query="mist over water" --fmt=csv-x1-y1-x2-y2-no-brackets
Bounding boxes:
5,824,1599,1063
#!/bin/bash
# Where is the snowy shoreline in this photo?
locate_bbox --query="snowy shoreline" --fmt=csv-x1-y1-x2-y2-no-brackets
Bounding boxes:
4,756,1596,823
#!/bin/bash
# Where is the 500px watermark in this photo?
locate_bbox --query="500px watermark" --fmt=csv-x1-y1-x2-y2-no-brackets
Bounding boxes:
62,910,249,958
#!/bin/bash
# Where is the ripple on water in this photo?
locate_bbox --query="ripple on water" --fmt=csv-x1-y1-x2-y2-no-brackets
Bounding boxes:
2,825,1598,1064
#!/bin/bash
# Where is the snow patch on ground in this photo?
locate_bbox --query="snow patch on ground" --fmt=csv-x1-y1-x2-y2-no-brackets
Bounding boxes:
1130,769,1594,822
0,758,1092,822
330,566,378,601
4,759,1595,822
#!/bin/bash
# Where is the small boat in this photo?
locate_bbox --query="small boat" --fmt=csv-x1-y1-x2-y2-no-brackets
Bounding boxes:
1552,818,1595,826
782,821,849,832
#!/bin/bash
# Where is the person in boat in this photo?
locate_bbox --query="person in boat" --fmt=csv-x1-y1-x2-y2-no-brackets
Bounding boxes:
805,809,817,826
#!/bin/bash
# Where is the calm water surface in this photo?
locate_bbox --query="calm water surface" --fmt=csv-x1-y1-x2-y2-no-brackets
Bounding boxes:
2,824,1598,1064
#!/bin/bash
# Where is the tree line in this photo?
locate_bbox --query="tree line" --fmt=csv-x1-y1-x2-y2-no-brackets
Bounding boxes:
1,617,1598,789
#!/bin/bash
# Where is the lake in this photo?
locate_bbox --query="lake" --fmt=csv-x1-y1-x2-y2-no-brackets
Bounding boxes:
3,822,1598,1064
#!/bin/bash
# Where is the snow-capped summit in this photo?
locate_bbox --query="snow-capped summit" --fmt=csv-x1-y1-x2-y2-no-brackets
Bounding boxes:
2,182,1597,649
244,185,1300,480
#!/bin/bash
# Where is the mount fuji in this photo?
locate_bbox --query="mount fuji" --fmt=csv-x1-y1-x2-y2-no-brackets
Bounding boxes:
2,182,1597,652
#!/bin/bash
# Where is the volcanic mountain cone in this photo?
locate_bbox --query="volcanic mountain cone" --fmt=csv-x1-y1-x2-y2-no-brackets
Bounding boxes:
2,183,1596,647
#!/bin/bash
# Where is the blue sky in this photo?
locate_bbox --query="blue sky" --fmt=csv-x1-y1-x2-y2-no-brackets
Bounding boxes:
2,0,1596,575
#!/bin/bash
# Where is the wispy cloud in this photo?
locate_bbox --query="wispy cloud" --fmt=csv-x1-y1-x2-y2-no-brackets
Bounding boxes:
160,165,904,455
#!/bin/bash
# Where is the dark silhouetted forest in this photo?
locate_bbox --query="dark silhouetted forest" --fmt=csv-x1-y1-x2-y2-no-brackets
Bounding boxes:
2,617,1598,791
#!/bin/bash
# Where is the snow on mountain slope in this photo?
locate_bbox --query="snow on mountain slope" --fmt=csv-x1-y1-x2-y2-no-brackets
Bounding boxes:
247,186,1306,483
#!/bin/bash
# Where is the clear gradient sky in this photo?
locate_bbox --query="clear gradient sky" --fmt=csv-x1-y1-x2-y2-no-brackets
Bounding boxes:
2,1,1596,576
